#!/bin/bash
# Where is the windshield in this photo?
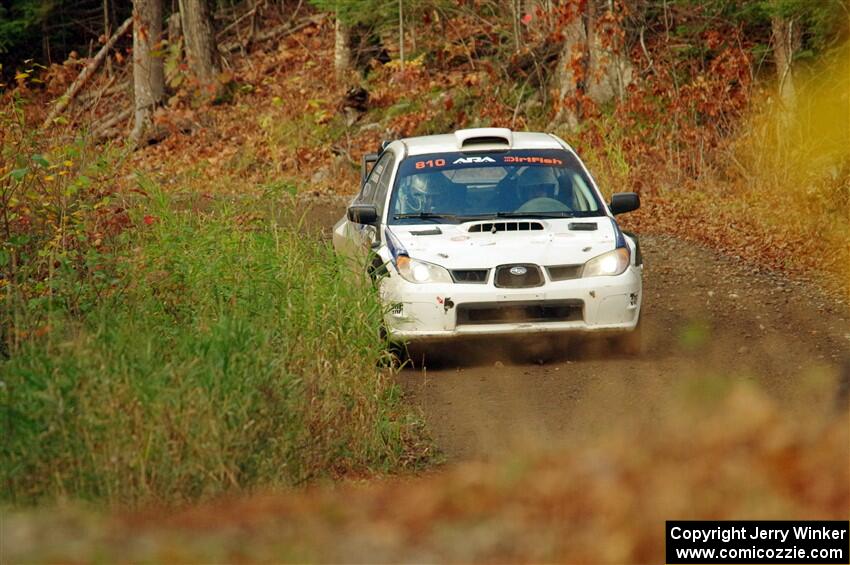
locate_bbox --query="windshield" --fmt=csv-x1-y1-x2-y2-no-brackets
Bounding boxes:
388,149,604,224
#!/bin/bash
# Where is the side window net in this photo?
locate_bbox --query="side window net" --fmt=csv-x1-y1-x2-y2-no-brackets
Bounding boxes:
358,155,391,204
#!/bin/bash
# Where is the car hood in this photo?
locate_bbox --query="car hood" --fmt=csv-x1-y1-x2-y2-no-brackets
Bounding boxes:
387,217,618,269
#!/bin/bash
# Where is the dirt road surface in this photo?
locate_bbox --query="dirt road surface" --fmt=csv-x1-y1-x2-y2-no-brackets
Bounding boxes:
396,234,850,460
311,199,850,461
4,201,848,564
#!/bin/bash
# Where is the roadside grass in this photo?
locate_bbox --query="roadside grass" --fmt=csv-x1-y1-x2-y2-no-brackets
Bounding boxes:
1,184,428,506
726,47,850,292
4,383,847,563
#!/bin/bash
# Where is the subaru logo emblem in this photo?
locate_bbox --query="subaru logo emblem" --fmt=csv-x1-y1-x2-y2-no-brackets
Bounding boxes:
509,266,527,276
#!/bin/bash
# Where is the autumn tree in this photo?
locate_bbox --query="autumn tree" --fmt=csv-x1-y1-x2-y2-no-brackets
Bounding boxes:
311,0,414,77
0,0,131,75
131,0,164,144
756,0,847,115
178,0,220,87
334,15,352,80
552,0,633,128
771,12,798,109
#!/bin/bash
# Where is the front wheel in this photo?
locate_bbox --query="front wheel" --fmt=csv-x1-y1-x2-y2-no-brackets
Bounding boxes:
378,325,409,368
610,320,643,356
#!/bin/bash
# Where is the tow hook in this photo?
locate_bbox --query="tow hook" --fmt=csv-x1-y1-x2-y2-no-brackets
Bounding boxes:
444,298,455,313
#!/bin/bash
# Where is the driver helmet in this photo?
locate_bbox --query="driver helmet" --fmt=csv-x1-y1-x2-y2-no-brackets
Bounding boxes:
399,173,450,213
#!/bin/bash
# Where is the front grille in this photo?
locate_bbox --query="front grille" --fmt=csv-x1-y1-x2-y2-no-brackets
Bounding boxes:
457,300,584,325
547,264,583,281
451,269,490,284
494,264,543,288
468,221,544,233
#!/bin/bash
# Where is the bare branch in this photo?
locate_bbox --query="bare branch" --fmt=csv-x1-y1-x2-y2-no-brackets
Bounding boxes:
41,17,133,130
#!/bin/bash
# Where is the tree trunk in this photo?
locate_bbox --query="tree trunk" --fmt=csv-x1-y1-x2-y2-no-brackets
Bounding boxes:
42,17,133,129
167,12,182,44
552,0,633,129
179,0,220,86
511,0,522,52
552,3,586,129
585,0,633,105
103,0,113,75
42,15,51,64
771,14,798,110
334,16,351,81
398,0,405,69
102,0,113,37
131,0,164,145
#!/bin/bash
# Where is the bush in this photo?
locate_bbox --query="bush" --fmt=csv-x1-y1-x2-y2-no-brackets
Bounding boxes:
0,187,427,506
0,90,133,356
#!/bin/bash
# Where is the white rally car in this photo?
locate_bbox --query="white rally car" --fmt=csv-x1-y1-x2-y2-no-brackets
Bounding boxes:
333,128,643,352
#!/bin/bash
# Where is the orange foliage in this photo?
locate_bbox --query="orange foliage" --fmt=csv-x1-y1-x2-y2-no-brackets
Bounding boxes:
5,388,848,563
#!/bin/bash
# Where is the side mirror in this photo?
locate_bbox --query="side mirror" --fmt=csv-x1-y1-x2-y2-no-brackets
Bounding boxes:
610,192,640,215
347,204,379,225
361,153,379,186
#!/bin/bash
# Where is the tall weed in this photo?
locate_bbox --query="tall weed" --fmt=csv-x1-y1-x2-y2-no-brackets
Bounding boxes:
727,45,850,286
1,187,426,505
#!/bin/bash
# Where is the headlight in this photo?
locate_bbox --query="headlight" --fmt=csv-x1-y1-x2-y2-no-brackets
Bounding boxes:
582,247,630,277
395,256,452,283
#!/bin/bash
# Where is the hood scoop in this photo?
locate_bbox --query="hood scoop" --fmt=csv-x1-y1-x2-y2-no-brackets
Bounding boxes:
410,227,443,236
468,221,545,233
568,222,598,231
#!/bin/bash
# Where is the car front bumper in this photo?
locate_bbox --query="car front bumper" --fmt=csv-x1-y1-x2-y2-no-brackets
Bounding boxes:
381,266,642,341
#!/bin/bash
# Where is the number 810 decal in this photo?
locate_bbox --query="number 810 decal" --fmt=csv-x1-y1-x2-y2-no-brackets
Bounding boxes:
415,159,446,169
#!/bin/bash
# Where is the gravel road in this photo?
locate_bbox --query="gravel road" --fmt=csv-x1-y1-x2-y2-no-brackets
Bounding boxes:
308,198,849,460
397,234,850,460
4,206,848,564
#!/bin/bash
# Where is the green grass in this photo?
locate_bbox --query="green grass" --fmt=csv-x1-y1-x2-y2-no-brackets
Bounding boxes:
1,186,427,506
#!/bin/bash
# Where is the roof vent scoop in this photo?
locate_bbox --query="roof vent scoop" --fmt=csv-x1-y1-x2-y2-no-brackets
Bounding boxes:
468,221,544,233
454,128,513,151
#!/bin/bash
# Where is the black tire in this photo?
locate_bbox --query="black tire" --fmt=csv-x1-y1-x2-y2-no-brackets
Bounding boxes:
388,340,410,367
611,319,643,356
378,325,409,368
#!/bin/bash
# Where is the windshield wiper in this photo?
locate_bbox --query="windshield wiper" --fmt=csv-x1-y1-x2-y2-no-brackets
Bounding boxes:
493,211,576,218
393,212,461,222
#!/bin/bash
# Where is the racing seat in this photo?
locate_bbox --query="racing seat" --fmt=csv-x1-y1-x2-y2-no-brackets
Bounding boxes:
554,173,576,209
